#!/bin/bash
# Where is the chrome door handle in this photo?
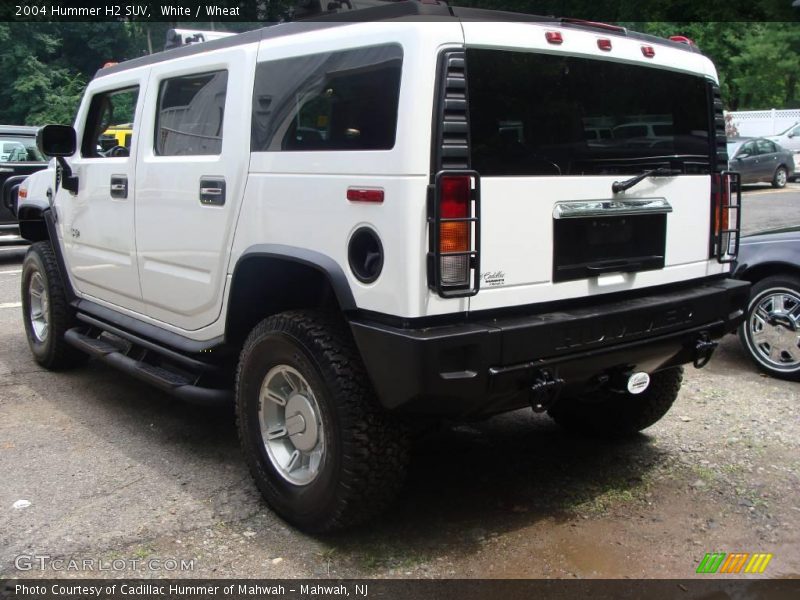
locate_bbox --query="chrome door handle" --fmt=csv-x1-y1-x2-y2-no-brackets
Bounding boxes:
199,178,226,206
110,175,128,199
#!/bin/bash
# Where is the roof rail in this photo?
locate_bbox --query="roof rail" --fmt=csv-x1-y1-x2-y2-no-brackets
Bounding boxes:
164,29,235,50
295,0,452,21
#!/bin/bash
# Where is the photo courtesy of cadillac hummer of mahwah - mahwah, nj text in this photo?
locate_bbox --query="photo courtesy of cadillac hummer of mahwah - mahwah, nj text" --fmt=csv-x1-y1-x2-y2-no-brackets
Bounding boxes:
15,0,750,532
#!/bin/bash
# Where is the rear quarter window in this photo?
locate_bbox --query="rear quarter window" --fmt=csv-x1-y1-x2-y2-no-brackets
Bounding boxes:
251,44,403,152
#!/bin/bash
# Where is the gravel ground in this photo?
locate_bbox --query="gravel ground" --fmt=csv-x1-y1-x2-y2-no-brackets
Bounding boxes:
0,185,799,580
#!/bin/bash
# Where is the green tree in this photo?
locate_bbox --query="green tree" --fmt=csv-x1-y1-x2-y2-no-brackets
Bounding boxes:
628,22,800,110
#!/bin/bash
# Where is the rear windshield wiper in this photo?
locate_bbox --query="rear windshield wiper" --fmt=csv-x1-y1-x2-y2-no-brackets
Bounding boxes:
612,167,681,194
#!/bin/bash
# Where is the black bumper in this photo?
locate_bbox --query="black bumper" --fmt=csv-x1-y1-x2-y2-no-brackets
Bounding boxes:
349,278,750,417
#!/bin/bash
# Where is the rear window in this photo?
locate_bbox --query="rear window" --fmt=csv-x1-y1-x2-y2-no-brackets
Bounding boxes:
466,49,713,176
0,136,44,162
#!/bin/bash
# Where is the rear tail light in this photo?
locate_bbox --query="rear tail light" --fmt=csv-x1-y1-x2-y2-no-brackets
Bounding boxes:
641,45,655,58
710,171,741,262
428,172,480,297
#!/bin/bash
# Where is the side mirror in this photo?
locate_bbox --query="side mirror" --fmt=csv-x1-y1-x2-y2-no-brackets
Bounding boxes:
788,132,796,139
36,124,76,157
36,125,79,193
736,153,749,160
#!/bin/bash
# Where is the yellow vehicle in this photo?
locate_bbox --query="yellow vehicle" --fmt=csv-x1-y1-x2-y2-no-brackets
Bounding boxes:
100,124,133,151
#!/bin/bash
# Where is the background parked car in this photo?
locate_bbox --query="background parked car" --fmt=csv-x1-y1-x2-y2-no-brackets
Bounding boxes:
0,125,48,236
768,121,800,153
733,227,800,381
727,137,795,188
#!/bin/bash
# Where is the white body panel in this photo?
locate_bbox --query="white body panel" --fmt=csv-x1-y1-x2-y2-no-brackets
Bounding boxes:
470,175,728,312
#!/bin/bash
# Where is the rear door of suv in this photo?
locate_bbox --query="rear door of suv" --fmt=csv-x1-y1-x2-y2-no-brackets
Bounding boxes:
459,23,728,312
134,44,257,331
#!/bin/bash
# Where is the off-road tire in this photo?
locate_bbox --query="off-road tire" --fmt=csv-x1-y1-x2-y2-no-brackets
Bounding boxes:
21,241,87,370
738,274,800,381
548,367,683,437
236,310,409,532
772,166,788,189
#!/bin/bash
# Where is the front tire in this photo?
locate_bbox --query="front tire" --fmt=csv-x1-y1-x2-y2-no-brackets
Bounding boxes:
772,166,788,189
548,367,683,437
236,310,408,532
21,241,87,370
738,275,800,381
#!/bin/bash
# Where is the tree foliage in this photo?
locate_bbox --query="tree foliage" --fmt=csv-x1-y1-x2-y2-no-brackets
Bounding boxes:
626,22,799,110
0,8,796,126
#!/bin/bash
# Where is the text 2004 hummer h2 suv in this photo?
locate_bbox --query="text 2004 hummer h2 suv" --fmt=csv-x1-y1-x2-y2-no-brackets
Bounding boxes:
18,1,749,531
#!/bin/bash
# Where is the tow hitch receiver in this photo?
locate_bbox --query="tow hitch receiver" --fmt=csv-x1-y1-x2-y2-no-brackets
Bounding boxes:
530,369,565,412
693,332,719,368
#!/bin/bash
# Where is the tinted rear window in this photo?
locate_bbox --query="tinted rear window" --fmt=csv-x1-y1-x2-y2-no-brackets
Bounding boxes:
251,44,402,152
466,49,713,176
0,136,44,162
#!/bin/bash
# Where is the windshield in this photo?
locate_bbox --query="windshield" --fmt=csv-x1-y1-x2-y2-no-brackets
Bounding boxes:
0,135,45,162
726,141,745,157
776,122,800,136
466,49,714,176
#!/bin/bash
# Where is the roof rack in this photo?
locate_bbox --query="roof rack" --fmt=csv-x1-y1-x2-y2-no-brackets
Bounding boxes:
165,29,236,50
296,0,452,20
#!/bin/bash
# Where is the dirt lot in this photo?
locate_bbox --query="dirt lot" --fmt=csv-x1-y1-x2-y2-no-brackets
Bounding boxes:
1,185,799,580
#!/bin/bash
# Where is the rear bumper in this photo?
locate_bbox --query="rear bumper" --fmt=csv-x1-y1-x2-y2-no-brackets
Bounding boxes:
349,278,750,417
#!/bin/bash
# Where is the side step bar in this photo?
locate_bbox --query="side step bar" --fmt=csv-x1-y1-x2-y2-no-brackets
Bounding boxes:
76,312,219,373
64,328,232,406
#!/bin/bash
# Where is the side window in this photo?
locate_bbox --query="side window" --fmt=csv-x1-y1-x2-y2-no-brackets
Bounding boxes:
741,141,757,156
792,125,800,136
251,44,403,152
80,87,139,158
155,71,228,156
756,139,776,154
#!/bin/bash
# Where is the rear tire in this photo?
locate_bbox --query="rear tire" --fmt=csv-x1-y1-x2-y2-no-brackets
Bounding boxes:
21,241,87,370
236,310,408,532
548,367,683,437
772,166,788,188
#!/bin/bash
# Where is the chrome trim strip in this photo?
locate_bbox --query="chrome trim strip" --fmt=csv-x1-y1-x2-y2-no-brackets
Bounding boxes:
553,198,672,219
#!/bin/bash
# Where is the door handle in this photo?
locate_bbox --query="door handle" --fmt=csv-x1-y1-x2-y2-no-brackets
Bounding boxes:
200,177,226,206
110,175,128,199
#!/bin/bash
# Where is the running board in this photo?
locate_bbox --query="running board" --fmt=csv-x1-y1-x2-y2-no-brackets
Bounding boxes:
64,328,232,406
75,312,219,373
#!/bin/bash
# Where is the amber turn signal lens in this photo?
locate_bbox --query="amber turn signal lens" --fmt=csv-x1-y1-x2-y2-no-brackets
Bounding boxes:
440,221,469,253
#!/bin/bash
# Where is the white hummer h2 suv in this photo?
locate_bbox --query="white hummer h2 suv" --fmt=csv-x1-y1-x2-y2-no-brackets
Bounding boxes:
17,1,749,531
